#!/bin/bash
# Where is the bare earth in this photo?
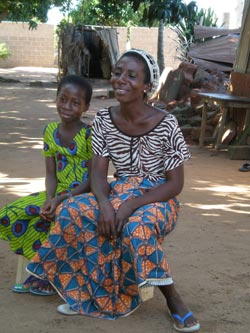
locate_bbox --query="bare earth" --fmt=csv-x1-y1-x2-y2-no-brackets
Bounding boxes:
0,68,249,333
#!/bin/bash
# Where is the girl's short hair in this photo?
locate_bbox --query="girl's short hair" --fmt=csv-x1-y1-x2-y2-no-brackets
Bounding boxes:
57,75,92,104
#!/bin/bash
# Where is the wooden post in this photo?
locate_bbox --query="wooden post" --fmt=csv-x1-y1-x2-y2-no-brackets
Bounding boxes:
199,101,208,147
233,0,250,73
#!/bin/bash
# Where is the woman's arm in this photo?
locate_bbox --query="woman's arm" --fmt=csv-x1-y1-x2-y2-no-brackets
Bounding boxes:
130,164,184,209
116,164,184,234
91,154,116,239
90,155,110,202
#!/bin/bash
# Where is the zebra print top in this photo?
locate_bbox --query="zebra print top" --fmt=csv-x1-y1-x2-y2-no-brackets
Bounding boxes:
92,108,191,181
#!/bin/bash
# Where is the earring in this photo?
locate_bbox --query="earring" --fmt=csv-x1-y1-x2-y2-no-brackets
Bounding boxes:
143,90,147,93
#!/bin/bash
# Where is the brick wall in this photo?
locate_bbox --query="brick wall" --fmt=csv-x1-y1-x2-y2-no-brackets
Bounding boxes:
0,22,55,68
0,22,180,69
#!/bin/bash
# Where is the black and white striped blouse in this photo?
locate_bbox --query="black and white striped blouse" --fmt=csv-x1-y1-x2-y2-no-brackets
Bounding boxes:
92,108,191,181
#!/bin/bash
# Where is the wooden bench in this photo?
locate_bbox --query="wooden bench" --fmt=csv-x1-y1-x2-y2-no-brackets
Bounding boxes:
198,92,250,152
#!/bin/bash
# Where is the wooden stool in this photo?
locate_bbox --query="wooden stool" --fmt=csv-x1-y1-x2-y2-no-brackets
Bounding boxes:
15,256,29,284
140,285,154,302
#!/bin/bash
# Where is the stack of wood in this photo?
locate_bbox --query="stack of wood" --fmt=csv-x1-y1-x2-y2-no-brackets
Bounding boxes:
149,25,245,144
149,61,228,143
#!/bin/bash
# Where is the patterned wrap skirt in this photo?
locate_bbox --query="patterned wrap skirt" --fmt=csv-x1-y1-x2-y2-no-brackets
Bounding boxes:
27,176,180,319
0,191,54,259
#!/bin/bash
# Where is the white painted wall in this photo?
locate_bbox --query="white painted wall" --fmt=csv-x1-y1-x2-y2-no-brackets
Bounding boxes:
187,0,244,28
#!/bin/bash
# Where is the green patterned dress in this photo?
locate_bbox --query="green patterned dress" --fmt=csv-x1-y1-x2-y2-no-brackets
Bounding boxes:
0,122,92,259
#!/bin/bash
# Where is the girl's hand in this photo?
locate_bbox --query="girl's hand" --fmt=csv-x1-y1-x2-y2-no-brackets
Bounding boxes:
116,201,135,235
40,196,65,221
40,200,53,220
97,201,117,240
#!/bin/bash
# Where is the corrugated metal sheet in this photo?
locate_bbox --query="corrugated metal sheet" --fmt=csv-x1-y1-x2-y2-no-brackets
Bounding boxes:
188,35,239,65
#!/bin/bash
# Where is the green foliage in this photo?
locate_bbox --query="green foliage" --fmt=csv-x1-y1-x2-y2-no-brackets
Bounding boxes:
67,0,143,26
0,0,69,29
173,3,219,61
0,43,11,60
196,7,218,27
129,0,187,27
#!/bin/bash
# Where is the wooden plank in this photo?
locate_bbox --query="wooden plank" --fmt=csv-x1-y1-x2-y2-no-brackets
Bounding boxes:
233,0,250,73
194,25,241,40
190,57,233,72
229,72,250,136
230,72,250,96
189,35,239,64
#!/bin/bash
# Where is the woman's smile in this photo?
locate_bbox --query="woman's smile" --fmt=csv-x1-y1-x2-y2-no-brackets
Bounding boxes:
115,88,129,95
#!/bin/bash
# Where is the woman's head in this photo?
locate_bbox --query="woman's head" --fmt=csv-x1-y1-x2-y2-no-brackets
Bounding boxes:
56,75,92,123
118,49,159,91
111,49,159,101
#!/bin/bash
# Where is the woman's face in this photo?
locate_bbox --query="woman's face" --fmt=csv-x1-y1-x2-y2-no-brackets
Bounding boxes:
56,83,89,123
110,55,151,103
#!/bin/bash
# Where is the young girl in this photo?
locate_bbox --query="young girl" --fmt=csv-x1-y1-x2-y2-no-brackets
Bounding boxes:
0,75,93,295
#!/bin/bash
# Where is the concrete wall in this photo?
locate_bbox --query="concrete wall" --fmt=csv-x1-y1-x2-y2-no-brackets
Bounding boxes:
116,27,180,69
0,22,55,68
0,22,180,69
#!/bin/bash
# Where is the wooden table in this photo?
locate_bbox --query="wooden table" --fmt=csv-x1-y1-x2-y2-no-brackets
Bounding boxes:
198,92,250,152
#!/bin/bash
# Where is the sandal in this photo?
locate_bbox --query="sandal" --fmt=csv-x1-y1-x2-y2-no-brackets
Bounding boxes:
239,163,250,172
30,279,56,296
170,311,200,332
57,304,79,315
12,275,40,293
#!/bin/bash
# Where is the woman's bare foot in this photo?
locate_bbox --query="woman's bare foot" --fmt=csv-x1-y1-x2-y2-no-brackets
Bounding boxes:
158,284,200,331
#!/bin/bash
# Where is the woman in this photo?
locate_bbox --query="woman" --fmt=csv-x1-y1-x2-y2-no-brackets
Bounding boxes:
27,49,200,332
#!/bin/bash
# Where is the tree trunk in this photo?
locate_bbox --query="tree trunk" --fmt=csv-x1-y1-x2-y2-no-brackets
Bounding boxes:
82,0,84,23
157,19,165,74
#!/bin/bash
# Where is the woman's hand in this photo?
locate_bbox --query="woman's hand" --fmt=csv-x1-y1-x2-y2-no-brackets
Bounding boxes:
97,201,117,239
116,200,135,235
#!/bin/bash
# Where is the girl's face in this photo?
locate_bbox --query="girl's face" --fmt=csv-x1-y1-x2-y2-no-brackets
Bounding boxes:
110,55,151,103
56,83,89,123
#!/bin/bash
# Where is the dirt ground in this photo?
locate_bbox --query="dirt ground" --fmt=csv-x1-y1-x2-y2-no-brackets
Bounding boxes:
0,68,249,333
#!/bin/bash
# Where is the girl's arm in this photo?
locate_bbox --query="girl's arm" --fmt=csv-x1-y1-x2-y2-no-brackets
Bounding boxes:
70,160,92,196
44,156,57,200
39,156,57,220
40,160,92,221
90,154,116,239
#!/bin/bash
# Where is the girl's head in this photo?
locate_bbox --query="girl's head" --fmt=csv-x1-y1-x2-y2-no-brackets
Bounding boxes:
56,75,92,123
111,49,159,101
57,75,92,104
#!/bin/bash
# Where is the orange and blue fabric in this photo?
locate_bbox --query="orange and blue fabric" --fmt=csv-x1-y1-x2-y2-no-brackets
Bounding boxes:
27,176,179,319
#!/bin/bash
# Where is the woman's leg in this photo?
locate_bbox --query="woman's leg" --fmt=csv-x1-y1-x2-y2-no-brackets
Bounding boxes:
28,193,142,318
159,284,200,330
120,199,178,287
120,196,199,330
